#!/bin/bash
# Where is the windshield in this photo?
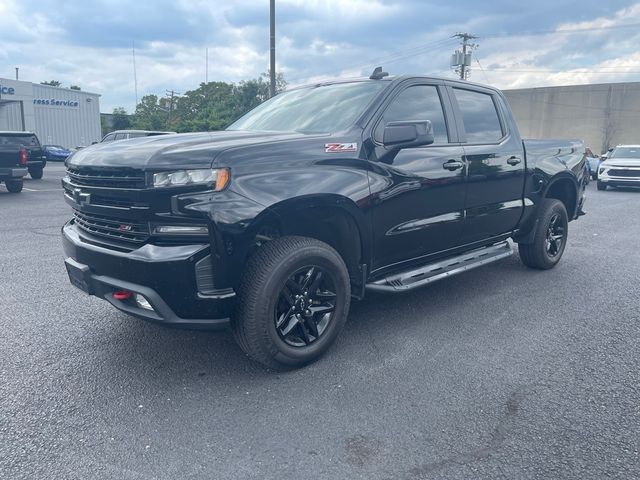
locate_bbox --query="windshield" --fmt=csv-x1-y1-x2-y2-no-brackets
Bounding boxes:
610,147,640,159
227,81,387,134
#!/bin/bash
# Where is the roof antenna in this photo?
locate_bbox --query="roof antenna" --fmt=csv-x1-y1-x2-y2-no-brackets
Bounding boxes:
369,66,389,80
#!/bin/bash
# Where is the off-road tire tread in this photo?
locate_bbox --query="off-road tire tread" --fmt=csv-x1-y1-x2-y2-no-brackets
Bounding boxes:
518,199,568,270
232,236,350,370
5,180,23,193
29,168,43,180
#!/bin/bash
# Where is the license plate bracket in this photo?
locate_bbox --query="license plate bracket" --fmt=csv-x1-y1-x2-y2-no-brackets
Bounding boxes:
65,258,93,295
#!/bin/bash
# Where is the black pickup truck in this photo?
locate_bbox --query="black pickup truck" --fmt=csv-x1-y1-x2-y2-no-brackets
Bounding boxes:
0,131,46,193
62,73,586,369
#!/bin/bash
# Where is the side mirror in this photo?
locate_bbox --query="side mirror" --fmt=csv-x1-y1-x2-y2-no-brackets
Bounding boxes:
383,120,435,149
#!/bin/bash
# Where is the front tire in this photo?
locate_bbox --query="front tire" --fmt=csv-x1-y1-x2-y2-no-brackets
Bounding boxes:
518,199,568,270
233,236,351,370
597,181,607,191
29,168,43,180
4,179,23,193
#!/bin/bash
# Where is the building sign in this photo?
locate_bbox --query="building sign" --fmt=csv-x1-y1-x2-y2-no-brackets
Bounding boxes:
0,85,16,95
34,98,79,107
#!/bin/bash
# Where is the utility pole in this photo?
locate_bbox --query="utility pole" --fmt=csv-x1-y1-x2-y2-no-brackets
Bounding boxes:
205,48,209,84
269,0,276,98
15,67,19,80
165,89,180,126
132,41,139,108
451,33,478,80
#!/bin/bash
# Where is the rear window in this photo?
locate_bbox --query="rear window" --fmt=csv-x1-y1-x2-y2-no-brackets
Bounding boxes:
453,88,504,143
0,135,40,147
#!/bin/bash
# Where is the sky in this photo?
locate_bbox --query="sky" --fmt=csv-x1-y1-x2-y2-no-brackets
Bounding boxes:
1,0,640,112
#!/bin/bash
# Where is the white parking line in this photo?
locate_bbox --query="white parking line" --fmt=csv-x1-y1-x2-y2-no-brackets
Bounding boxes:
23,188,62,192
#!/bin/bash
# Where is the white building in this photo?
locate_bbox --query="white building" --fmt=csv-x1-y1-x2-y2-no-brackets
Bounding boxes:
0,77,101,148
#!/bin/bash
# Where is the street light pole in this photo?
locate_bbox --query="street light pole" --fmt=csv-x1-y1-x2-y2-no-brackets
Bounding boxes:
269,0,276,98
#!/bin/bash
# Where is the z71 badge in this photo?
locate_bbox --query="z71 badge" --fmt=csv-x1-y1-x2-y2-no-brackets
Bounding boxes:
325,143,358,153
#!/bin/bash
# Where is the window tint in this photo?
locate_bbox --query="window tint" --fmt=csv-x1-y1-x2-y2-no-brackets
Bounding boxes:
0,135,39,147
114,133,127,140
377,85,448,144
453,88,504,143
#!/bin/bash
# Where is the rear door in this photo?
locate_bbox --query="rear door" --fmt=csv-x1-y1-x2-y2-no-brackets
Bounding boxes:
449,86,526,243
367,81,467,271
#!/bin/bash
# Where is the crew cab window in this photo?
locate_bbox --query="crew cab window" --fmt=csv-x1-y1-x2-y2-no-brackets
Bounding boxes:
376,85,448,144
114,133,128,140
453,88,504,143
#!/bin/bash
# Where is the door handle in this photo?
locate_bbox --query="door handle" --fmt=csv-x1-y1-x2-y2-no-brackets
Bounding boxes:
443,160,464,171
507,156,522,166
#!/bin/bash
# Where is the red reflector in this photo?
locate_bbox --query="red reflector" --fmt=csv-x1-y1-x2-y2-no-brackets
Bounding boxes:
113,291,133,300
19,147,27,165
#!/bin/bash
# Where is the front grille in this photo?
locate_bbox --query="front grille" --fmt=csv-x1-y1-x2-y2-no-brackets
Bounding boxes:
608,169,640,178
73,210,150,244
67,167,146,189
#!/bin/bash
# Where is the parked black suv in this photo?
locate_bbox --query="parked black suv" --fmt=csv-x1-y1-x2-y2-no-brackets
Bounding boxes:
1,131,46,192
62,73,586,368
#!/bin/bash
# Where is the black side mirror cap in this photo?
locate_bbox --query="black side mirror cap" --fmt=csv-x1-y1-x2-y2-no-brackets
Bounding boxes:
383,120,435,149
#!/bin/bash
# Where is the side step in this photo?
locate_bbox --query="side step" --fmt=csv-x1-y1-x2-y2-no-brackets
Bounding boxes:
366,241,513,293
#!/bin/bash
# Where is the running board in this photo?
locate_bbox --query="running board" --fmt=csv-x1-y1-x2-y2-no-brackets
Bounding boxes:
366,241,513,293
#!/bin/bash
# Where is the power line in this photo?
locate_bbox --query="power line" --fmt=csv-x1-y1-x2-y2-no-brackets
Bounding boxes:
474,54,490,83
350,37,457,72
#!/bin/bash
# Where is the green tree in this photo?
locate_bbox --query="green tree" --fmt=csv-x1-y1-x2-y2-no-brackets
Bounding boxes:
70,85,81,90
41,80,61,87
131,73,287,133
132,95,169,131
173,82,237,132
112,107,132,130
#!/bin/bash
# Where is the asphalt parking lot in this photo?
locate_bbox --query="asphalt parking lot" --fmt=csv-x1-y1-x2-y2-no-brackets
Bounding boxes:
1,165,639,480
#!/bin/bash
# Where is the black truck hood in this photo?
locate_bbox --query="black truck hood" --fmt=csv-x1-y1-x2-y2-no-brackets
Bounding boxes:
68,131,320,170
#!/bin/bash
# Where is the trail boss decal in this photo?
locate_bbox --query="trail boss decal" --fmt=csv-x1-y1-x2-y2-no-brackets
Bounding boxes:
325,143,357,153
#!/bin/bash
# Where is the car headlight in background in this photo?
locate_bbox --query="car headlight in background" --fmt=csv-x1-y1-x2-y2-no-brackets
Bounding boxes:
152,168,229,190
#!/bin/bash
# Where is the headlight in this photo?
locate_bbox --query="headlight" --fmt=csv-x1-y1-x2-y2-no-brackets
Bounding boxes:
152,168,229,189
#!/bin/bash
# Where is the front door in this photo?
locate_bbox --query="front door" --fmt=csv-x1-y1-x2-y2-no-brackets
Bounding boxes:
366,83,467,272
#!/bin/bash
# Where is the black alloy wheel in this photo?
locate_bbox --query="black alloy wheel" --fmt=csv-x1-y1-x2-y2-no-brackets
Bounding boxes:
275,266,337,347
518,198,568,270
233,236,351,369
545,213,565,258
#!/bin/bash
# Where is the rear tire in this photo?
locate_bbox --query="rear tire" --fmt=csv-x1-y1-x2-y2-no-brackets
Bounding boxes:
4,179,23,193
29,168,43,180
518,199,568,270
233,236,351,370
597,181,607,191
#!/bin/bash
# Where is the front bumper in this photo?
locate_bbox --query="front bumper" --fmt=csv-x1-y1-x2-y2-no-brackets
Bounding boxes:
62,221,234,330
598,166,640,186
0,167,28,179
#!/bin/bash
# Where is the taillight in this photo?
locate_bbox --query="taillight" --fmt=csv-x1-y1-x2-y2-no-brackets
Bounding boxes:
19,147,27,165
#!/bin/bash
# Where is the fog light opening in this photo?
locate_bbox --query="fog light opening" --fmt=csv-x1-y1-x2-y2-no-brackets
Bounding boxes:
113,290,133,301
135,294,154,311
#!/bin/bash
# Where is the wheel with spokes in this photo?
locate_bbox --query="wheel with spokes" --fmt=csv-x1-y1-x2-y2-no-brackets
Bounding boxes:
518,199,568,270
233,236,350,369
